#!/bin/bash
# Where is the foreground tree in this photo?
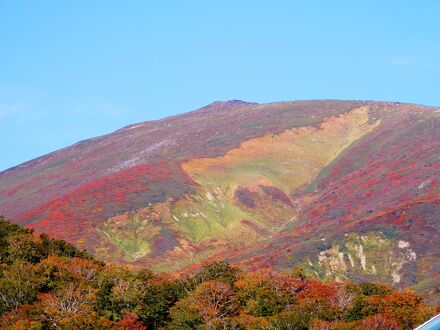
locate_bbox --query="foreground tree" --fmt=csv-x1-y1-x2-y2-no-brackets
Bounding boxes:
169,280,239,329
0,262,44,314
0,218,437,329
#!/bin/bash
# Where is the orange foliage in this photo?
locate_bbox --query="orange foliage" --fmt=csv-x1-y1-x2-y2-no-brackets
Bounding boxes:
363,290,434,329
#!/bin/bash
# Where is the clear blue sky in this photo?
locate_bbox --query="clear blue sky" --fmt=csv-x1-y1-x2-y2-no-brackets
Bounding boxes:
1,1,439,171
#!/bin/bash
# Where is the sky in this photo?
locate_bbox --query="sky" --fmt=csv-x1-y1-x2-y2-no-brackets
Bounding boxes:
1,1,440,171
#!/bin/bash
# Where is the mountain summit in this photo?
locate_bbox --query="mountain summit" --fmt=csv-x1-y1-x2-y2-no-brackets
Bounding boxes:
0,100,438,302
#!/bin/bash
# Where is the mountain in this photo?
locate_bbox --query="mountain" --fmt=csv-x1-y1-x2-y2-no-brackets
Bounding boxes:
0,100,439,302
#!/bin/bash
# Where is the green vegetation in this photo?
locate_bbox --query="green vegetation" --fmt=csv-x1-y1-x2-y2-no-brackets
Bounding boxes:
0,217,437,329
99,213,157,261
172,190,251,242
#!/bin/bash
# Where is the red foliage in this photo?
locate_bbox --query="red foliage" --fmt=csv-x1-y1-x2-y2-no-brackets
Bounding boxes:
118,312,146,330
18,161,173,248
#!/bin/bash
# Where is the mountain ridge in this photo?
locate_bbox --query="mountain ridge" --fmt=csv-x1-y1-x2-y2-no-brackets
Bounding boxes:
1,99,434,175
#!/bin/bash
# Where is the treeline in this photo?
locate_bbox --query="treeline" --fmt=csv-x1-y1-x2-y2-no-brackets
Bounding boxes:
0,216,437,329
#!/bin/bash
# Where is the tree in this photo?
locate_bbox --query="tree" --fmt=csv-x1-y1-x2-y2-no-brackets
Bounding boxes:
0,217,31,264
169,281,239,329
270,298,338,330
137,276,187,329
0,304,44,330
331,284,356,316
358,282,392,296
0,262,44,314
361,290,435,329
117,312,146,330
168,300,203,330
235,270,297,317
7,234,44,263
37,284,104,328
95,265,139,319
191,261,240,286
361,314,401,330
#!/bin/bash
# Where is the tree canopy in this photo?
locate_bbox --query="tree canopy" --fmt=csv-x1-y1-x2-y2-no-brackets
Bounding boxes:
0,217,437,329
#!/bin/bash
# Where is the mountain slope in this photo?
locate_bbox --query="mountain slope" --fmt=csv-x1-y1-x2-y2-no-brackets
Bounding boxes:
0,100,439,301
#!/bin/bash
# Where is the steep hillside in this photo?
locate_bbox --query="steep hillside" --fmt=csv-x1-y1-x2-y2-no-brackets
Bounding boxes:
0,100,438,301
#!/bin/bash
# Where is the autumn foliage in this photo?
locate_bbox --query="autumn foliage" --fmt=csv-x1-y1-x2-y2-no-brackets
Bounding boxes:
0,217,437,329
